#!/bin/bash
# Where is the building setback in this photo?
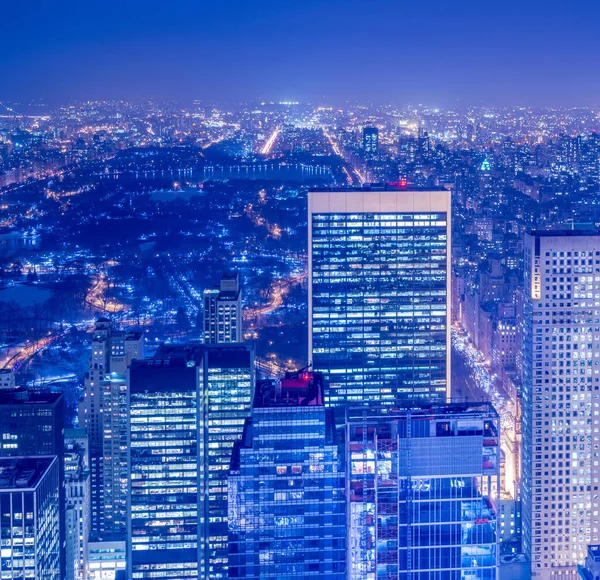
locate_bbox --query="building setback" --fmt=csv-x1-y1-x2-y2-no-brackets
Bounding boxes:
64,428,91,580
0,389,65,577
204,273,243,344
228,371,346,579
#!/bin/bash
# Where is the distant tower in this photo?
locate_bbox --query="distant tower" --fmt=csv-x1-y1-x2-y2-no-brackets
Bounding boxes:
79,318,143,540
362,126,379,158
64,429,91,580
203,273,243,343
418,129,431,158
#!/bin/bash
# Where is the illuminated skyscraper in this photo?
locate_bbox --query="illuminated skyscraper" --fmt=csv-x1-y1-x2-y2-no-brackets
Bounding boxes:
0,389,65,577
64,429,91,580
128,351,200,580
0,389,64,457
362,127,379,159
127,343,254,580
346,403,500,580
0,456,61,580
522,230,600,578
79,318,143,539
204,273,243,343
309,186,451,408
228,371,346,579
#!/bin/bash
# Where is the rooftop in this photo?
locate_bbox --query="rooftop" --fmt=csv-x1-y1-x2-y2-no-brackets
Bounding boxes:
528,228,600,237
310,184,447,193
587,544,600,562
0,456,57,490
0,388,63,406
129,343,253,391
345,401,499,422
254,371,324,408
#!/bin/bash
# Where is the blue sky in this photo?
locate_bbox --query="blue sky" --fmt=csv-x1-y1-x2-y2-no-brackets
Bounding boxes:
1,0,599,105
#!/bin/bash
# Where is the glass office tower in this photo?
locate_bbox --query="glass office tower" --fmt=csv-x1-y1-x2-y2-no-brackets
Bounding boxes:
346,403,500,580
128,352,202,580
0,456,61,579
228,371,346,578
309,187,451,407
203,344,254,578
127,343,254,580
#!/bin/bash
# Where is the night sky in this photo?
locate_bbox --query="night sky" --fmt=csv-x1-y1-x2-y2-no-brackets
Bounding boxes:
2,0,599,106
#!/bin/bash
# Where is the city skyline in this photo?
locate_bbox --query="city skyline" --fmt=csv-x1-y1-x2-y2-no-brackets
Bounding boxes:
4,62,600,576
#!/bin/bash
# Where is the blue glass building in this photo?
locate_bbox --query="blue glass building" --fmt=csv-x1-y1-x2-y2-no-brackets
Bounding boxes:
346,403,500,580
0,456,61,580
309,187,451,408
228,371,346,578
127,343,254,580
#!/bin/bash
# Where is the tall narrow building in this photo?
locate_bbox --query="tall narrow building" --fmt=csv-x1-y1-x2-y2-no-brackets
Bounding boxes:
362,126,379,158
346,403,500,580
522,230,600,578
79,318,143,539
309,186,451,408
127,343,254,580
64,429,91,580
0,389,65,578
228,371,346,579
203,273,243,343
0,456,61,580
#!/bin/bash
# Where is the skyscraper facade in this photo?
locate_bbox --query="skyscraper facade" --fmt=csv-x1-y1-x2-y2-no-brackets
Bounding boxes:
79,318,143,539
0,389,64,458
64,429,91,580
309,187,451,408
522,230,600,578
202,344,254,578
0,456,61,580
0,388,65,577
346,403,500,580
228,371,346,579
127,343,254,580
128,351,201,580
203,273,243,343
363,127,379,158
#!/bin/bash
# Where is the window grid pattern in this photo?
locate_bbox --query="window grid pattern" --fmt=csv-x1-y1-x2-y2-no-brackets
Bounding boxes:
311,212,448,406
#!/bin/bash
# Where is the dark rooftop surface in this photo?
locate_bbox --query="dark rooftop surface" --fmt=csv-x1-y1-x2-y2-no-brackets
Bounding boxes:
0,388,63,406
0,456,57,490
129,343,253,392
253,371,324,408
